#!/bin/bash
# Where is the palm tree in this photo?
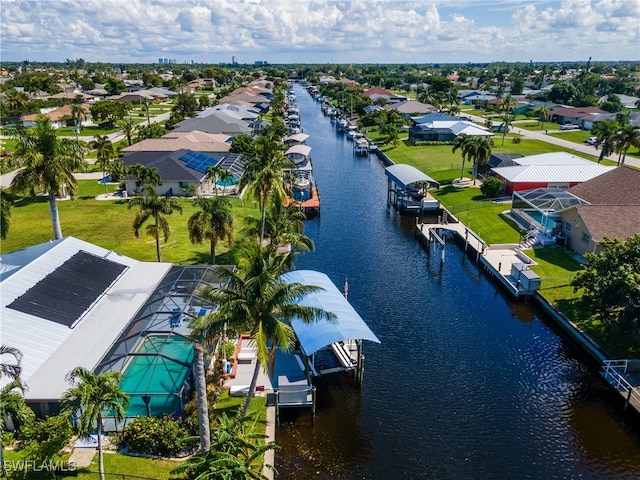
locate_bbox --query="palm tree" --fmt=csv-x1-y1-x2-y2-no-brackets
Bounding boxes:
613,125,640,166
0,189,12,240
0,380,35,477
5,90,30,113
452,134,472,180
128,189,183,262
91,135,115,195
117,118,137,146
9,118,86,239
238,136,292,243
243,199,314,258
188,197,233,265
592,120,619,163
205,164,222,196
193,342,210,454
500,114,514,146
172,412,277,479
127,164,161,192
218,168,234,196
191,241,334,417
538,106,549,130
70,103,87,131
0,345,23,380
467,136,492,185
61,367,129,480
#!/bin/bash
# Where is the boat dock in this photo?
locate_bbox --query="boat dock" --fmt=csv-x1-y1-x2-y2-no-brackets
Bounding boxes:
416,216,541,297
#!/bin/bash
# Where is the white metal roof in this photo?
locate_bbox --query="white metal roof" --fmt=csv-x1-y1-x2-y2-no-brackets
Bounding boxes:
284,133,310,143
385,164,440,189
0,237,172,401
493,164,614,183
512,152,594,166
280,270,380,356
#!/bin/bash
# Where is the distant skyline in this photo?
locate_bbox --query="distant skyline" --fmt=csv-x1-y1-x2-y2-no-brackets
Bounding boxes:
1,0,639,65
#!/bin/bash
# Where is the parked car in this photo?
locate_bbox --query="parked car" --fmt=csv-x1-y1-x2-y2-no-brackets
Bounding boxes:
586,136,598,145
561,123,580,130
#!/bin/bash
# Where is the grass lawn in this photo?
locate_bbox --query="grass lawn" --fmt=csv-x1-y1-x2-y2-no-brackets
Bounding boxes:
56,125,119,137
2,448,181,480
431,186,522,244
515,121,564,131
2,180,261,265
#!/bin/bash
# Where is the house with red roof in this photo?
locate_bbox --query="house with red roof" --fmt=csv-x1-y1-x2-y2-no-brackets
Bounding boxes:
549,106,609,129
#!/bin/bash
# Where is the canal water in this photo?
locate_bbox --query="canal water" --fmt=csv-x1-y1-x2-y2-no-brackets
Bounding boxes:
275,84,640,479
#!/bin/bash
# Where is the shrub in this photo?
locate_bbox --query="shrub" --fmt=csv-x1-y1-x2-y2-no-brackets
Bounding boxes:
118,416,191,457
17,415,73,463
480,176,504,198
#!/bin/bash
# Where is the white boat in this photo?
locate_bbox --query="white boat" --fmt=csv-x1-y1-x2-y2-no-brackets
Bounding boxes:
293,176,311,189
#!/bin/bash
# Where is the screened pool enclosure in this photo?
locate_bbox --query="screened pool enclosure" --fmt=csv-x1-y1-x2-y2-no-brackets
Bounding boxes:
95,265,227,426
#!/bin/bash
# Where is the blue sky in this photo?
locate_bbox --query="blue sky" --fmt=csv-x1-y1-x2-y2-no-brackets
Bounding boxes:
1,0,638,64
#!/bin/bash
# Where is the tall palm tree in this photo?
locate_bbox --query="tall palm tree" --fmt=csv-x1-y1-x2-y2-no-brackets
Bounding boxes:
127,164,161,192
0,380,35,477
218,168,234,196
193,342,210,454
91,135,115,195
128,189,183,262
613,124,640,166
191,241,334,417
0,189,12,240
238,136,292,243
205,164,222,196
467,136,492,185
500,114,514,146
452,133,472,180
5,90,30,113
61,367,129,480
117,118,137,146
188,197,233,265
592,120,619,163
9,118,86,239
70,103,87,129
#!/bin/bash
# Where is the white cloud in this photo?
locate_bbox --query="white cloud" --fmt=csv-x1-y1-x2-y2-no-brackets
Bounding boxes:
0,0,637,63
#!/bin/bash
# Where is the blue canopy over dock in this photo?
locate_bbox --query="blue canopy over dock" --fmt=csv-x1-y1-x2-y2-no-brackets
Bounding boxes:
280,270,380,356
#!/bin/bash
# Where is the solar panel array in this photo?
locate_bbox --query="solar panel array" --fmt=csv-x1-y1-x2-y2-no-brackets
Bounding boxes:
178,150,220,173
7,251,128,328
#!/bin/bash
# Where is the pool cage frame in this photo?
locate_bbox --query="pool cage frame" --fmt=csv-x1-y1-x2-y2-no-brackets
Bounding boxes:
95,265,229,430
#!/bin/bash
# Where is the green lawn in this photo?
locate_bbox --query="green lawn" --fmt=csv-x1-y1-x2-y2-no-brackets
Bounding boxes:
2,180,261,265
431,186,523,244
56,125,119,137
515,121,564,131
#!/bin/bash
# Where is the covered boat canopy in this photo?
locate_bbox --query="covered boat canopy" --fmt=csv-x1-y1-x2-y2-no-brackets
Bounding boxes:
280,270,380,356
285,144,312,157
385,164,440,189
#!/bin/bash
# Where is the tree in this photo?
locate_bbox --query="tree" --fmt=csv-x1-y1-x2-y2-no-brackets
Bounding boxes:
452,134,472,180
500,114,514,146
0,345,23,381
193,343,210,454
572,234,640,332
70,103,87,129
104,77,126,95
172,92,199,118
480,176,504,198
591,120,619,163
91,135,115,195
9,118,86,240
467,136,492,185
613,125,640,166
549,82,577,104
61,368,129,480
117,118,137,146
238,136,292,243
600,94,624,113
230,135,256,157
172,412,277,480
538,106,550,130
0,189,12,240
188,197,233,265
243,199,314,259
128,164,161,191
191,241,334,417
90,100,129,128
128,189,183,262
0,380,36,477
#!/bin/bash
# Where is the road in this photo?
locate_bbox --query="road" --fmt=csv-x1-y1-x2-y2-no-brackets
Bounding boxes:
465,112,639,168
0,111,173,188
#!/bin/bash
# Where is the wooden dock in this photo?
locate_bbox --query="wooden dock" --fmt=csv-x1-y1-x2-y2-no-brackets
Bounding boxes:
416,217,541,297
285,186,320,214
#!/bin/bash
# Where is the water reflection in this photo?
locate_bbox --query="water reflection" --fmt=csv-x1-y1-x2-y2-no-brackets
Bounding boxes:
274,83,640,479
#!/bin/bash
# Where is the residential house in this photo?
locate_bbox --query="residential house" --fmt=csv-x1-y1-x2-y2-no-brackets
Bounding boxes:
362,88,406,104
408,119,492,144
173,110,252,136
122,131,231,153
560,166,640,255
384,100,435,117
21,104,92,129
492,152,614,195
549,106,609,128
121,149,246,197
